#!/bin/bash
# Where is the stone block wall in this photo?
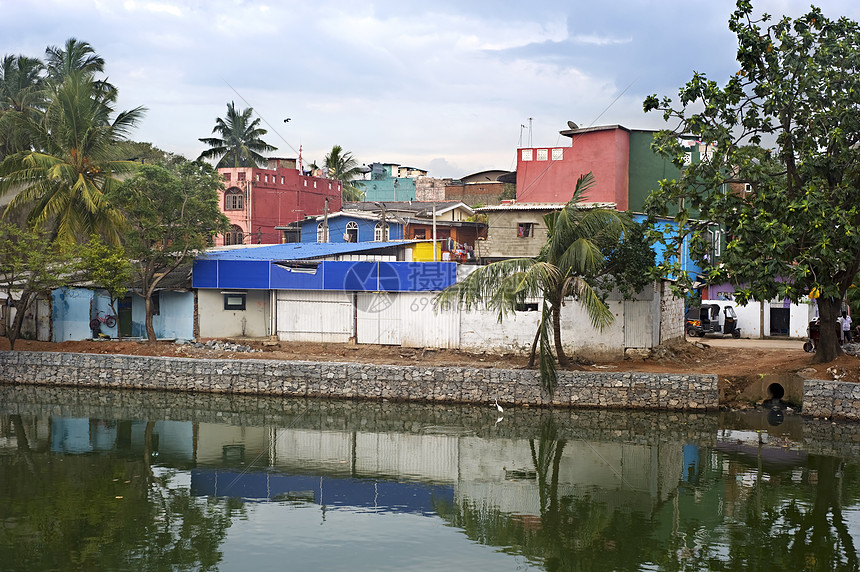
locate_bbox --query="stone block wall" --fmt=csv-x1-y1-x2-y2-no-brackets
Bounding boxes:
660,282,685,343
0,351,718,411
803,379,860,421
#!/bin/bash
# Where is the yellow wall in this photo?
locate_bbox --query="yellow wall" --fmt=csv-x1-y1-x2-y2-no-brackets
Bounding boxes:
412,241,442,261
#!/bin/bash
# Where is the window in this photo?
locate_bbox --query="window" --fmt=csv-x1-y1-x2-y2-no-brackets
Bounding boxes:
517,222,534,238
264,175,269,183
317,222,329,243
224,225,244,245
536,149,548,161
223,173,231,182
552,148,563,160
344,221,359,243
374,222,389,241
151,293,160,316
521,149,533,161
413,228,426,239
224,188,244,210
237,172,246,182
255,174,260,182
280,176,285,184
223,292,246,310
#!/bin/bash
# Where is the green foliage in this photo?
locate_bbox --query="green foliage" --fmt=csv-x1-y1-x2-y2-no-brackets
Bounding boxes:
644,1,860,362
197,101,276,168
110,161,229,342
0,220,73,349
0,71,145,247
435,172,653,393
75,236,132,331
324,144,365,201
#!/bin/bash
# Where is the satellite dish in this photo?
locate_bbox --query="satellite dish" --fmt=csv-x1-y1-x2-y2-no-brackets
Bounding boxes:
567,120,579,130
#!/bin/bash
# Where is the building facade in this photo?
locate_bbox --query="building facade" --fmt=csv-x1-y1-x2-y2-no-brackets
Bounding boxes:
217,161,342,246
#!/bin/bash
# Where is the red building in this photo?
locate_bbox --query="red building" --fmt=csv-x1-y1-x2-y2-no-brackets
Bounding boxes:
217,158,342,245
515,125,631,209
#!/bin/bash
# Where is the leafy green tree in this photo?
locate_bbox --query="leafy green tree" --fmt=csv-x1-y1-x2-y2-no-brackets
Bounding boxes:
0,221,73,349
644,1,860,362
324,144,365,201
0,54,45,161
0,72,145,247
435,173,653,392
197,101,276,168
110,161,229,342
75,236,132,339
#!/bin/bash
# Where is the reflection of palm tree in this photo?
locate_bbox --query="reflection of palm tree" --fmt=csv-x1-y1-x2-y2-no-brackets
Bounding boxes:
324,145,365,201
197,101,276,168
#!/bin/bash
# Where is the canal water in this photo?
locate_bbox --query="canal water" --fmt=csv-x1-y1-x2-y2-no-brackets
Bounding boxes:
2,385,860,571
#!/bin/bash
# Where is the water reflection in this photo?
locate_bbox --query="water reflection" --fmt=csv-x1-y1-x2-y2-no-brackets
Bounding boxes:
2,385,860,571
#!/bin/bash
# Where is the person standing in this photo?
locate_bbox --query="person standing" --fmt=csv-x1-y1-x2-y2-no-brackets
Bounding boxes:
842,311,853,343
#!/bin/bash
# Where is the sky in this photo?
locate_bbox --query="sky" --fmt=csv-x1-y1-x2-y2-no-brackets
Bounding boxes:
2,0,860,179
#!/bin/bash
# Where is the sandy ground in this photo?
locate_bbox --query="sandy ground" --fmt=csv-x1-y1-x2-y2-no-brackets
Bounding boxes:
3,333,858,389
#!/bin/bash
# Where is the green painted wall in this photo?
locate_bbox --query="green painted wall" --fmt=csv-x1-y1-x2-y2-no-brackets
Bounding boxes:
627,130,694,214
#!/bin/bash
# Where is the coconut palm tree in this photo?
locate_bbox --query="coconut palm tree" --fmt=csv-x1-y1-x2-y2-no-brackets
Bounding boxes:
434,173,636,393
44,38,116,104
0,72,146,246
0,54,45,160
197,101,276,168
324,144,365,201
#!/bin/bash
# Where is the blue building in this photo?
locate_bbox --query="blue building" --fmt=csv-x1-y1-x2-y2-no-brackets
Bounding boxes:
357,163,426,202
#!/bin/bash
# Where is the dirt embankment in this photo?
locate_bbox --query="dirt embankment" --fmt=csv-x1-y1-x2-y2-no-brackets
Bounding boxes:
3,336,859,404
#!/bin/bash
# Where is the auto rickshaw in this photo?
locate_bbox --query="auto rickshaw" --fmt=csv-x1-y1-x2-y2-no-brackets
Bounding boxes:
685,303,742,338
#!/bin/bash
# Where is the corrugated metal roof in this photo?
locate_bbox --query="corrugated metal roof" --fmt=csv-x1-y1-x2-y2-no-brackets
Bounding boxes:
198,241,420,261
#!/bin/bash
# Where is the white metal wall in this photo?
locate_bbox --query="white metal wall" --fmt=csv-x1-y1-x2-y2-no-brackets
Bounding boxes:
357,292,401,345
276,290,353,342
624,299,653,348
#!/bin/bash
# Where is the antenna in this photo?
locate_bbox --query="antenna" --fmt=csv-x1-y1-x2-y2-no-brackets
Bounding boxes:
528,117,533,147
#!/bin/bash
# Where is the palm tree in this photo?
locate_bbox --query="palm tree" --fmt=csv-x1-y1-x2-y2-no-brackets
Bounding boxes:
324,144,365,201
0,72,146,246
197,101,275,168
0,54,45,160
44,38,116,103
434,173,633,393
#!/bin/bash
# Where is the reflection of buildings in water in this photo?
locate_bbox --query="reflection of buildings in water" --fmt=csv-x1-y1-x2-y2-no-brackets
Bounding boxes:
192,424,685,518
7,414,686,520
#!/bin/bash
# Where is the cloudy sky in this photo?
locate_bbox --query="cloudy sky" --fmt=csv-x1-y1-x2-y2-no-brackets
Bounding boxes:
2,0,858,178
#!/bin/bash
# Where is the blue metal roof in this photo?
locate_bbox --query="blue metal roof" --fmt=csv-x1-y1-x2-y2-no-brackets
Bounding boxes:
198,241,420,261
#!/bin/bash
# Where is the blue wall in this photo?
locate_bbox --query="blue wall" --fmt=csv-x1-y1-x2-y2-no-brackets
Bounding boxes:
359,177,417,202
131,291,194,340
300,215,404,243
52,287,117,341
633,214,701,282
193,260,457,292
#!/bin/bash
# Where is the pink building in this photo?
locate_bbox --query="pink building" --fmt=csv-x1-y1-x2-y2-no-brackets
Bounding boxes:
515,125,631,210
217,159,342,245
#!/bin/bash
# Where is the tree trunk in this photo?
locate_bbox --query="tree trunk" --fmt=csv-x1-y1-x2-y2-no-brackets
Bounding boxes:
528,322,541,367
5,290,36,351
813,297,843,363
552,301,568,366
144,294,156,343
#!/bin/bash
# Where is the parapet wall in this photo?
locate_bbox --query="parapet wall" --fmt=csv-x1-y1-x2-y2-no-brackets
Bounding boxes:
0,351,719,410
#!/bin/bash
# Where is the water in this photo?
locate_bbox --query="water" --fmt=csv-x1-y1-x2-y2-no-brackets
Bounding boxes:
2,385,860,571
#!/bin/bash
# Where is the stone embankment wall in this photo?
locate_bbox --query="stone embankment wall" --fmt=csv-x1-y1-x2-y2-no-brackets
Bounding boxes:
0,351,718,410
803,379,860,421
